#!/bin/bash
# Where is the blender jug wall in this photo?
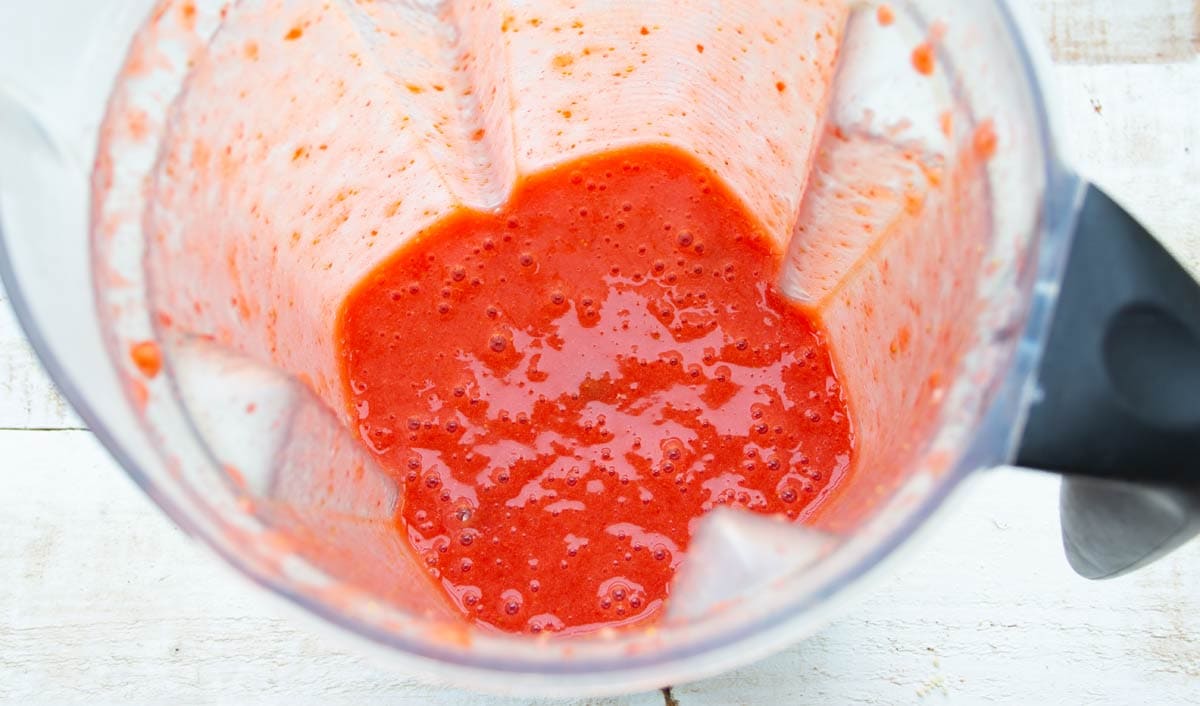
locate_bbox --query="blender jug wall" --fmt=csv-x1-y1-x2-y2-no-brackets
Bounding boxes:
92,0,1010,627
88,0,1055,654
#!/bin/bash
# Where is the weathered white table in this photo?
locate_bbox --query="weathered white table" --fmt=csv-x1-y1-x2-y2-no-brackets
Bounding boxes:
1,2,1197,703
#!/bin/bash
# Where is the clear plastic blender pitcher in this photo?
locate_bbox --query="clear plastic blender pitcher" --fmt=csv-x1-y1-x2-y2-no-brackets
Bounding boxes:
2,0,1198,696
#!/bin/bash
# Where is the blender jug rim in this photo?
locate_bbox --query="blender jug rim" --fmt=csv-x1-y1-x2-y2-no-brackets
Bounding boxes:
0,0,1072,693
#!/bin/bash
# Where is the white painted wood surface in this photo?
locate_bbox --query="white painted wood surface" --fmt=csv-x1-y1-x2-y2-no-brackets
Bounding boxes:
2,1,1198,703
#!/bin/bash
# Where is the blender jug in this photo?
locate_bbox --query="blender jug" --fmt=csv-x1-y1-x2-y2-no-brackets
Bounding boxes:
1,0,1198,695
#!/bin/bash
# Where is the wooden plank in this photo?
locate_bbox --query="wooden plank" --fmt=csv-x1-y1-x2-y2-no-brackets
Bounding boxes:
1,2,1199,702
0,430,664,705
678,471,1200,705
1,3,1197,432
0,294,80,429
1,430,1197,704
1050,60,1200,277
1031,0,1199,64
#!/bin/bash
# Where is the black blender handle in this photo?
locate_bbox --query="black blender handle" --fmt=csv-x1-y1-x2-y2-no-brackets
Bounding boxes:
1014,184,1200,578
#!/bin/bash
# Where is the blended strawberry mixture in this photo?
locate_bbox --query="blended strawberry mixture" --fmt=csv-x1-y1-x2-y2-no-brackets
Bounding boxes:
95,0,991,638
338,146,852,633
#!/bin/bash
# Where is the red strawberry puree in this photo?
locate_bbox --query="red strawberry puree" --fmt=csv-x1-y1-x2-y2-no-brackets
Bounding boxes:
338,146,852,633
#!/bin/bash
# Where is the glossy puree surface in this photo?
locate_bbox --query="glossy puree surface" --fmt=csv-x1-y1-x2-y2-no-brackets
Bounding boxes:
337,146,854,634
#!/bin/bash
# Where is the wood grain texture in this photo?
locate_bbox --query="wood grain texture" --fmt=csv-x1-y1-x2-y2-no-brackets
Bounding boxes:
1048,59,1200,278
0,295,78,429
2,431,1198,705
0,1,1196,430
1,1,1199,704
1031,0,1199,64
